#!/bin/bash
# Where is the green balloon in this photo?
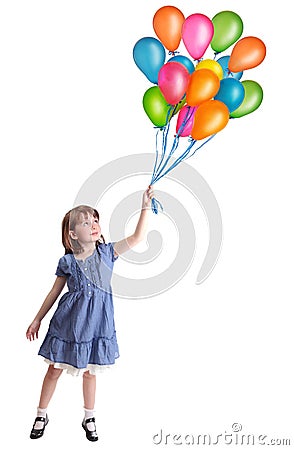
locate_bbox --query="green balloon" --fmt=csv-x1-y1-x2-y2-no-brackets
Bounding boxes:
211,11,243,53
143,86,185,127
230,80,263,118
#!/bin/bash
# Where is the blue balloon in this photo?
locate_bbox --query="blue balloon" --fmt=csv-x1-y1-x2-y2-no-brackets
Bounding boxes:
167,55,195,74
216,55,243,80
133,37,166,84
214,78,245,113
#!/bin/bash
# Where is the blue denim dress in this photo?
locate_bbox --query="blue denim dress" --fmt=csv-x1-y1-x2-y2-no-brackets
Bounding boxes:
38,243,119,374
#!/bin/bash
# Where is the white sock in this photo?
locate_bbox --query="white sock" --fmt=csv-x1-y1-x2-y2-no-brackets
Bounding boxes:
34,407,47,430
84,408,96,432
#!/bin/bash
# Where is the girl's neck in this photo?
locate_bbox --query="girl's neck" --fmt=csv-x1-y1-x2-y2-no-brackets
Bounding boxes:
74,242,96,261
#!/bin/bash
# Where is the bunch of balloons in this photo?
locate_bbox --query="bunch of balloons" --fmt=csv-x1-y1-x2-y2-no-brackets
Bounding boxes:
133,6,266,213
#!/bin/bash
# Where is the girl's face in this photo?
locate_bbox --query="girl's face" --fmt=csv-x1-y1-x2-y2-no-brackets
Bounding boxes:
70,213,101,246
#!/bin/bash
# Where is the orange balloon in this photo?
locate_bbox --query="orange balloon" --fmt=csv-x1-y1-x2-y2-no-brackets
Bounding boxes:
228,36,266,72
153,6,185,52
186,69,220,106
191,100,229,140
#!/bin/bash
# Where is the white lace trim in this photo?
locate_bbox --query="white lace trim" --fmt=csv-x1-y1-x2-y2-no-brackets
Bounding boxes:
44,358,113,376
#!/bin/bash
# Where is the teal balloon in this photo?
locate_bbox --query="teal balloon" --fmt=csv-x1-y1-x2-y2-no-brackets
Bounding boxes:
133,37,166,84
230,80,263,118
167,55,195,74
214,78,245,112
216,55,243,80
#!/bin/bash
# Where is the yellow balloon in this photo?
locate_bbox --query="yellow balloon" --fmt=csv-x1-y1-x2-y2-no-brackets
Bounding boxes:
195,59,223,80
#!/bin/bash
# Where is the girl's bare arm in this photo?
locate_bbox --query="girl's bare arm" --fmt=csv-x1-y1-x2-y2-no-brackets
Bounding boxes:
26,276,66,341
113,186,153,256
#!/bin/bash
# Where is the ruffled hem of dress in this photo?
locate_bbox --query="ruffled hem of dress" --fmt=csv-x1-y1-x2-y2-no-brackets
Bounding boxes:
39,332,119,370
44,358,114,376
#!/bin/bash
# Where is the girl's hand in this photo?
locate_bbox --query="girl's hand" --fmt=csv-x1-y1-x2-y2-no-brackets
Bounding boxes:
142,185,154,209
26,319,41,341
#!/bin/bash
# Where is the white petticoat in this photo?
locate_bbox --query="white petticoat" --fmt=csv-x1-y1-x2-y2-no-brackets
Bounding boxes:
44,358,113,376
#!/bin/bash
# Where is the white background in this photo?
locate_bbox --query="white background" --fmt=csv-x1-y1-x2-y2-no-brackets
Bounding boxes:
0,0,293,448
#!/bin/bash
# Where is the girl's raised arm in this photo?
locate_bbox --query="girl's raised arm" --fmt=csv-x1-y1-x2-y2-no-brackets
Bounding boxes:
26,276,66,341
113,186,154,257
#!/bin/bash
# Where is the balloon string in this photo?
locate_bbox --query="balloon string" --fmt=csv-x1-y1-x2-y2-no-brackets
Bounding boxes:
152,106,196,185
149,98,216,215
150,111,170,184
152,139,197,185
151,124,169,183
153,134,215,185
150,114,172,213
151,134,180,184
176,105,195,138
151,129,161,182
151,105,194,184
150,132,217,214
150,104,177,183
185,134,216,160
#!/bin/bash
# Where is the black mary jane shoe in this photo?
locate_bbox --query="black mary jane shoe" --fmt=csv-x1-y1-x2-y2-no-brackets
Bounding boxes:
82,417,98,442
30,415,49,439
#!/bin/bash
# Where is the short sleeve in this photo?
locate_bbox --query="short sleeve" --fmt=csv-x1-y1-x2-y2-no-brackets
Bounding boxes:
99,242,119,263
55,256,70,277
110,242,119,262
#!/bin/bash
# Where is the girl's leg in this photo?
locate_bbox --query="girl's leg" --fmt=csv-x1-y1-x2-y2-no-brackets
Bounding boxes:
30,365,63,438
38,365,63,409
82,371,98,439
82,370,96,410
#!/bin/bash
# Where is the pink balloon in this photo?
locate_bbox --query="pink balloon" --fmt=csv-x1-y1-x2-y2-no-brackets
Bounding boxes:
176,105,197,136
182,14,214,60
158,62,190,105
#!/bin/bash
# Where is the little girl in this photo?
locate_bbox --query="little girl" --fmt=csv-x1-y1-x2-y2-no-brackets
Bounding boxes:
26,186,154,441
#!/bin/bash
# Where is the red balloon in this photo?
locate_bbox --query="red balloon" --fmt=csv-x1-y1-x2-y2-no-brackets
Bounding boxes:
158,62,190,105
